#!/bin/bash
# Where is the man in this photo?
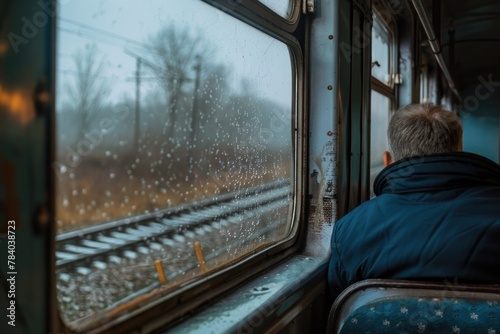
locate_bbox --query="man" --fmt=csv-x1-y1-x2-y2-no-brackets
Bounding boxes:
328,103,500,297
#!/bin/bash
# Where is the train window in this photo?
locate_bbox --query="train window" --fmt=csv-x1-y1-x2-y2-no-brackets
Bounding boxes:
257,0,295,18
371,11,393,86
428,68,438,104
419,53,439,104
369,90,390,196
419,54,429,103
370,9,396,197
54,0,295,329
441,90,453,111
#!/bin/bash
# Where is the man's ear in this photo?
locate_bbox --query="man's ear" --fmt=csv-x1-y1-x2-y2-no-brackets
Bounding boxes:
383,151,393,167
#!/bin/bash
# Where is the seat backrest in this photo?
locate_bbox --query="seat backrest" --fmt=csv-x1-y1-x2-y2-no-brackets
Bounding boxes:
327,279,500,334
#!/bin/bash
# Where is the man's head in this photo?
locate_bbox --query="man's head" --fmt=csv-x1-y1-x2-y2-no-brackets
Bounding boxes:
383,103,463,166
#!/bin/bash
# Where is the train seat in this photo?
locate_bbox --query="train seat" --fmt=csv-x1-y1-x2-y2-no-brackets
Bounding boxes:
327,279,500,333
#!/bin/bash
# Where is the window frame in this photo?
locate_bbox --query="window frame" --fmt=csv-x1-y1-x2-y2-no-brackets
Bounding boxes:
51,0,308,332
207,0,303,33
419,53,430,103
370,7,397,96
368,2,398,196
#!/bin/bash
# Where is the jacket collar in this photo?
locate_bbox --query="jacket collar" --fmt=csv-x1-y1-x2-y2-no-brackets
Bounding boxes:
374,152,500,196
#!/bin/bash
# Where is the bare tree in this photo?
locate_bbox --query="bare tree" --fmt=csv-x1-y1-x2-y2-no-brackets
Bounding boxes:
149,25,209,138
67,43,111,136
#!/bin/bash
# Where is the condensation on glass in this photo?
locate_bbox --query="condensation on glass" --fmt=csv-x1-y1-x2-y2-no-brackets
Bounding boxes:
258,0,294,19
55,0,294,327
371,12,392,86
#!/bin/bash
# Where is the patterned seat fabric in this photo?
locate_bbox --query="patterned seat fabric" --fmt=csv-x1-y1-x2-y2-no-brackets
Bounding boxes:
340,297,500,334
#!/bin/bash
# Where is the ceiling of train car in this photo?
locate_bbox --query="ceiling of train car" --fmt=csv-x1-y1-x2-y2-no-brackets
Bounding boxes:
440,0,500,90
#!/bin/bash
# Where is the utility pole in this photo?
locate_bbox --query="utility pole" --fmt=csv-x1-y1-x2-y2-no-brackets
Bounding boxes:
189,55,201,171
190,55,201,147
135,57,141,152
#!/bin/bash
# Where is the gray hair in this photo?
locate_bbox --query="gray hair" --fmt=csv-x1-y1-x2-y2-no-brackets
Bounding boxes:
387,103,463,161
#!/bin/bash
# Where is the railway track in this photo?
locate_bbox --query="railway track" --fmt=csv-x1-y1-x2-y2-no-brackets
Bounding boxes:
56,180,292,324
56,179,291,269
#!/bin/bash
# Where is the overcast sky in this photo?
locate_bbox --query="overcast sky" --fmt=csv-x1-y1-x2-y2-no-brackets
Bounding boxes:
56,0,292,109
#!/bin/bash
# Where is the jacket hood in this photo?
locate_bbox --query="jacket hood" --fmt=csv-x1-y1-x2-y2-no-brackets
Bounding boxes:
374,152,500,196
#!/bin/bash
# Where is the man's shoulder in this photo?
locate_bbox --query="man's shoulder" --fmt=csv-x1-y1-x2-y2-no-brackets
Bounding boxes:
334,196,387,230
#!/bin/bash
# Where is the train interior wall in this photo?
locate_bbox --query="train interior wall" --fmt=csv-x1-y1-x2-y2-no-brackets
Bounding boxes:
461,86,500,163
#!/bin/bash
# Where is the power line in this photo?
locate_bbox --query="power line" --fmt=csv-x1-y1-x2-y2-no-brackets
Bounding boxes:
57,69,114,81
59,27,141,51
59,17,150,51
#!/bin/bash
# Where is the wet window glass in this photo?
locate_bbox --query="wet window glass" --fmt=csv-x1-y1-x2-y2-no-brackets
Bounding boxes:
370,90,391,197
55,0,294,328
258,0,294,18
371,13,392,86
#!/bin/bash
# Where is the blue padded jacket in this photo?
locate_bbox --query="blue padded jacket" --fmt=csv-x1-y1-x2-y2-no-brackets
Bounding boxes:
328,152,500,297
